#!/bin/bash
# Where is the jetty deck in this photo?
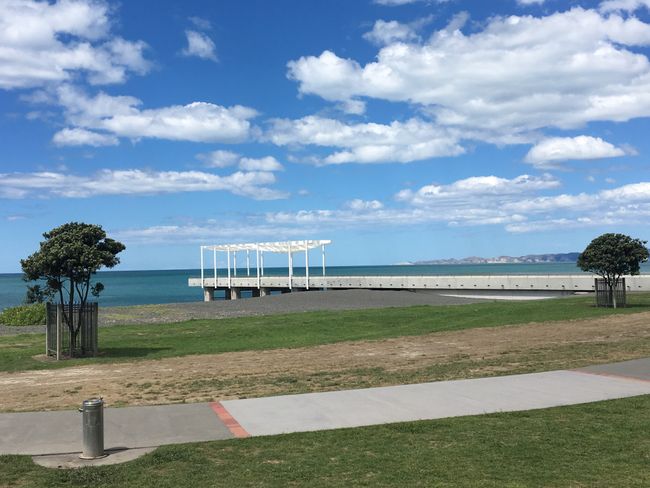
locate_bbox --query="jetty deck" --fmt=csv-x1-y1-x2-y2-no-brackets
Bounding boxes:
188,274,650,301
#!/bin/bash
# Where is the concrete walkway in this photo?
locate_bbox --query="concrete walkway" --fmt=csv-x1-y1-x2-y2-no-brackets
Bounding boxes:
0,403,233,456
1,359,648,456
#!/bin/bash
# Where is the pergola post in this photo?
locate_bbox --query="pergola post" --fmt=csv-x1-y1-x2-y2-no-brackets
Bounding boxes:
213,247,217,288
256,244,260,289
200,246,205,287
305,246,310,290
288,242,293,290
227,247,231,289
199,240,330,294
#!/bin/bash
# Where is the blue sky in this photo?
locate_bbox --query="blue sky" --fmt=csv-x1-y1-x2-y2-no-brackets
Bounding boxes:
2,0,650,272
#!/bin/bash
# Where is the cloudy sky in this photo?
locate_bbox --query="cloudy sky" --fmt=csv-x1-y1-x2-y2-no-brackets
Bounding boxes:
1,0,650,271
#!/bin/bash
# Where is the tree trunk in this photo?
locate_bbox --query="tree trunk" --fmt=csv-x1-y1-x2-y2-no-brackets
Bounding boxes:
68,278,76,357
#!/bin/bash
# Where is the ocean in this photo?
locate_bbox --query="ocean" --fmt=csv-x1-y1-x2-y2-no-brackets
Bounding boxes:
2,263,648,310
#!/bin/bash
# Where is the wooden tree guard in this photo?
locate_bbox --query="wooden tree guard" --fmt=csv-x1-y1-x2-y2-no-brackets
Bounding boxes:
46,303,99,359
594,278,626,308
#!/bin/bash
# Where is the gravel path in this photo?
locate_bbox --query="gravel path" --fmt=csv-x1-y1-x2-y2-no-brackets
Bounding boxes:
0,324,46,336
99,289,484,326
0,289,483,335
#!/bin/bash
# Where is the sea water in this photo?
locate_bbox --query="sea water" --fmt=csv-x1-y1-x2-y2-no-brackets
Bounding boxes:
1,263,648,310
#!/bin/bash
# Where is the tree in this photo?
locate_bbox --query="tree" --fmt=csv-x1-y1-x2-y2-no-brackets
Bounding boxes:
21,222,125,356
24,284,53,304
577,233,649,308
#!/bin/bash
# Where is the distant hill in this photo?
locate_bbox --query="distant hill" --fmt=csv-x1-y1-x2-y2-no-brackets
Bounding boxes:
413,252,581,265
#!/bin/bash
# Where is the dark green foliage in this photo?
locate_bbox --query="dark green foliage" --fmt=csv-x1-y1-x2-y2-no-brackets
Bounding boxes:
578,233,649,279
20,222,125,355
0,303,46,326
25,284,53,304
578,233,649,307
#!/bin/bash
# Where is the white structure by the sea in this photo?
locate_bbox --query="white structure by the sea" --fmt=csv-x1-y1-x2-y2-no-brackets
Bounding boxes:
195,240,331,301
189,240,650,301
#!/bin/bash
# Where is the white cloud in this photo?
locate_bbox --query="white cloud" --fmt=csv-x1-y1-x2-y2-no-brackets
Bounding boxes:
52,127,118,147
374,0,450,5
0,0,150,89
287,8,650,138
238,156,284,172
111,172,650,241
189,16,212,30
53,85,258,144
337,99,367,115
363,20,419,46
502,193,598,214
600,0,650,12
395,174,560,206
266,116,463,164
267,174,559,230
374,0,422,5
266,176,650,234
0,169,286,200
601,181,650,201
101,103,255,143
181,30,217,61
345,199,384,210
114,221,306,245
524,136,627,168
196,151,284,171
197,150,241,168
518,0,545,5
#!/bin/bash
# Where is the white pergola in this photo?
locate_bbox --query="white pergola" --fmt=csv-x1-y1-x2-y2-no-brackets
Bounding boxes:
199,240,332,290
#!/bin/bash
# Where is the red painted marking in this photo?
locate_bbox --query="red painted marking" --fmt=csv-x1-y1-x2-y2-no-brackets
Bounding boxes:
210,402,250,438
573,369,650,384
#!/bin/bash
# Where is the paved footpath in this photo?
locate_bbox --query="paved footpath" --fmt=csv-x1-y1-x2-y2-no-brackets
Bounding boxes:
1,358,648,456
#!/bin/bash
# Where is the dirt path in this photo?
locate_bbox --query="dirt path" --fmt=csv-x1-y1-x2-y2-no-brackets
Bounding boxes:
2,312,649,412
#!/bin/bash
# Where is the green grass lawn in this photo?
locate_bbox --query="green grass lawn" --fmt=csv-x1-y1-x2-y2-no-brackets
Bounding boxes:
1,293,650,373
2,395,648,487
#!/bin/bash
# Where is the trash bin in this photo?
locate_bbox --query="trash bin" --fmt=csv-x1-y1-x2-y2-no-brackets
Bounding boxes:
79,398,105,459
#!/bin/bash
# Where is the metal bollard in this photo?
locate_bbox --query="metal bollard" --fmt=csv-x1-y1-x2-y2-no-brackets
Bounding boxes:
78,398,106,459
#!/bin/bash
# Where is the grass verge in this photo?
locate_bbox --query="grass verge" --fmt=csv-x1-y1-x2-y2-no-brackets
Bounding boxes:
1,395,648,487
1,293,650,373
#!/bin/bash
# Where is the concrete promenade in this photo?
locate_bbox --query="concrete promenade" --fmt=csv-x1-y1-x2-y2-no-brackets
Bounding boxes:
1,359,648,456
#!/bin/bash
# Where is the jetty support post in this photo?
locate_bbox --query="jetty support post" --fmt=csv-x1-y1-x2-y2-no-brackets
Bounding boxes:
203,287,215,302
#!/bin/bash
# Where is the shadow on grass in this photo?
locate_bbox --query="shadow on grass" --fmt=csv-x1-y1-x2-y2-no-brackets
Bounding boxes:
97,346,171,359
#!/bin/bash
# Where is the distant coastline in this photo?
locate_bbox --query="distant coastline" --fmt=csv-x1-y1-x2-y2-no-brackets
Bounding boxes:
410,252,580,265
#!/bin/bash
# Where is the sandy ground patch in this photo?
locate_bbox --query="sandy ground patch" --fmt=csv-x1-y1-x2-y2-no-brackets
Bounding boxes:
1,312,649,412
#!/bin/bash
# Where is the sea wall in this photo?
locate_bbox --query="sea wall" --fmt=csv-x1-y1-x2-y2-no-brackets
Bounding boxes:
189,274,650,294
